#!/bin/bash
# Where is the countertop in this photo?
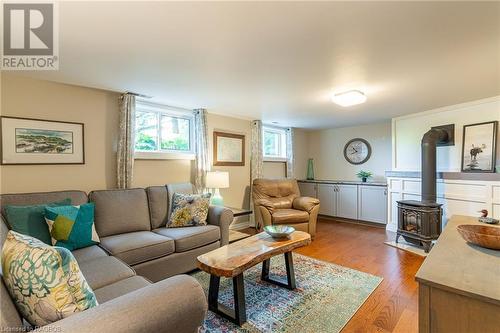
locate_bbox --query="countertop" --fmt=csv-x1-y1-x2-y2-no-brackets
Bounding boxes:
298,179,387,187
385,170,500,181
415,215,500,305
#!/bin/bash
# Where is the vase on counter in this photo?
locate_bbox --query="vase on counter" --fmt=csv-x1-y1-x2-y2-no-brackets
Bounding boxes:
306,158,315,180
362,177,367,183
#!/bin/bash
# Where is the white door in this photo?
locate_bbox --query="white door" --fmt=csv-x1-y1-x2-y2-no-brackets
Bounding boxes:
336,184,358,219
298,182,317,198
317,184,336,216
358,185,388,224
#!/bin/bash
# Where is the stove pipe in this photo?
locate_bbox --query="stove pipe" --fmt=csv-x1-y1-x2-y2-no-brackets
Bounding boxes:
421,128,449,203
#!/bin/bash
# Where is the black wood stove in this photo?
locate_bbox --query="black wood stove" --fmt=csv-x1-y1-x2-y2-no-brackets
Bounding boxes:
396,125,453,253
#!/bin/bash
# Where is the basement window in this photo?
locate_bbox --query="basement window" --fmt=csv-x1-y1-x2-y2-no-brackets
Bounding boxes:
263,126,287,161
134,101,195,159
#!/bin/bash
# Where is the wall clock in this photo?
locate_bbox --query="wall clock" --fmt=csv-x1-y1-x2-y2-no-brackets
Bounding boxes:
344,138,372,165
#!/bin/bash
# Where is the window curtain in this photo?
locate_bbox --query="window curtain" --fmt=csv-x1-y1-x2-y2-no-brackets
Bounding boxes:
286,127,294,179
250,120,264,228
193,108,210,193
117,93,136,189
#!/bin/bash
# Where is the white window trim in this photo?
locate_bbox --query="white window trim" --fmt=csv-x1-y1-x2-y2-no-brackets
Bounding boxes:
262,125,288,162
134,100,195,160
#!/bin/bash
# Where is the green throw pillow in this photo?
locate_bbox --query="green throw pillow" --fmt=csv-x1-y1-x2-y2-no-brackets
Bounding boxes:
44,203,100,251
4,199,72,245
1,231,98,326
167,192,211,228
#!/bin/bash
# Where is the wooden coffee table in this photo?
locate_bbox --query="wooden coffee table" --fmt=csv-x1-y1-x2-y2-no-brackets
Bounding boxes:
196,231,311,326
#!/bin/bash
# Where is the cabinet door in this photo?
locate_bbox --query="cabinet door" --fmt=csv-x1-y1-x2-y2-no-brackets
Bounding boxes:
317,184,336,216
336,184,358,219
298,182,317,198
358,185,388,224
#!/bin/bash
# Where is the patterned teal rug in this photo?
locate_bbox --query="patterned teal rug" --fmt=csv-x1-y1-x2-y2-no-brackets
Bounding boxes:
192,253,382,333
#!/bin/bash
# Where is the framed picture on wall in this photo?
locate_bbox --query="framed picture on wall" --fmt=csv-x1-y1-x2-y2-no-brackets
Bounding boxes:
1,116,85,165
213,131,245,166
461,121,497,172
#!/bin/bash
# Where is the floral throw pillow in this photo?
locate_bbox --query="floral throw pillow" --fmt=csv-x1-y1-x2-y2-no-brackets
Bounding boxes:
1,231,98,326
167,193,211,228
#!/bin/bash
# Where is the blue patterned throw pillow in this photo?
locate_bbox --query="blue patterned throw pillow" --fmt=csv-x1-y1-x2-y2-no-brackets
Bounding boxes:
1,231,98,326
167,193,211,228
44,203,100,251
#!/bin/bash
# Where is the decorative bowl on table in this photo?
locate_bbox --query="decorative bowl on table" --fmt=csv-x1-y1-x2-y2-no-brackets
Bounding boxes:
457,224,500,250
264,225,295,239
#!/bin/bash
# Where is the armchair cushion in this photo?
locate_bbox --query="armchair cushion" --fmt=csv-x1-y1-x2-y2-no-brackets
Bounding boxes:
293,197,320,213
271,209,309,224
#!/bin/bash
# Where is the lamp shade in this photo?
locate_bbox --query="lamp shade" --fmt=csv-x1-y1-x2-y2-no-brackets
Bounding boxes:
206,171,229,189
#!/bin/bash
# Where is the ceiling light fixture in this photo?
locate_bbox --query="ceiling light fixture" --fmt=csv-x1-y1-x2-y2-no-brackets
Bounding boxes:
332,90,367,107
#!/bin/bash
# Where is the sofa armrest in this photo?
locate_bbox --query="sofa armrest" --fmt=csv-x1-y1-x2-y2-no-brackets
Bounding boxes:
37,275,207,333
293,197,320,213
254,198,276,213
207,206,233,246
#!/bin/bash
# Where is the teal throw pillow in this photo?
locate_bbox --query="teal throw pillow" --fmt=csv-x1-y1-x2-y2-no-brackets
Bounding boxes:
4,199,72,245
44,203,100,251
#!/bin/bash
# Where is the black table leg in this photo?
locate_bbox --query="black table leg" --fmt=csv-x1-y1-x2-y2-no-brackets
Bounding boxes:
261,252,296,290
207,273,247,326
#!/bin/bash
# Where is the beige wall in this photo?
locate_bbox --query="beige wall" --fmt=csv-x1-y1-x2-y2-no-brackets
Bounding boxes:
293,128,309,179
301,122,392,182
207,113,252,209
1,74,120,193
0,75,308,210
262,162,286,178
0,75,256,209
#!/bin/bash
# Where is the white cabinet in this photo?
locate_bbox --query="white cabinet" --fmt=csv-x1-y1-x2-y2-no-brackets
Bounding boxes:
317,184,336,216
358,185,387,224
298,182,318,198
336,184,358,219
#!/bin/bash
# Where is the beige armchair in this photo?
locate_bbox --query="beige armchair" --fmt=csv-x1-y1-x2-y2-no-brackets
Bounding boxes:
252,179,320,238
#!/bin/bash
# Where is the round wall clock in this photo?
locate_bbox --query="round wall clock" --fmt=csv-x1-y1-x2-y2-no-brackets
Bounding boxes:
344,138,372,165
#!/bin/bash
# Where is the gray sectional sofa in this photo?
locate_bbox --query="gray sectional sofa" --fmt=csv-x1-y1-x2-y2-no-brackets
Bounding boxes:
0,183,234,333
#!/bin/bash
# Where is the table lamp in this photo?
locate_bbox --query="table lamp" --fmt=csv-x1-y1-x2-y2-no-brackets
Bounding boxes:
206,171,229,206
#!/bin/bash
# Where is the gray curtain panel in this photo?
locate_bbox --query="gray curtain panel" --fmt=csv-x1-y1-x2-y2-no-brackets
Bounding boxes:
193,108,210,193
286,127,295,179
250,120,264,228
117,93,136,189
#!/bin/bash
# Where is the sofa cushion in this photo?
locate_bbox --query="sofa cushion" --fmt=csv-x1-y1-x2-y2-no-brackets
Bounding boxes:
89,189,151,237
146,186,170,229
78,256,135,290
94,276,150,303
153,225,220,252
100,231,175,265
1,231,98,326
0,191,88,218
272,209,309,224
72,245,108,264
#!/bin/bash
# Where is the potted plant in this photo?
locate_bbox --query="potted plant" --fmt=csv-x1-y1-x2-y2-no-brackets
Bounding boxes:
356,170,372,183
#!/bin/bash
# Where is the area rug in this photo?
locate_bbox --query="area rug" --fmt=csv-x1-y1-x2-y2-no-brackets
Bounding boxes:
192,253,382,333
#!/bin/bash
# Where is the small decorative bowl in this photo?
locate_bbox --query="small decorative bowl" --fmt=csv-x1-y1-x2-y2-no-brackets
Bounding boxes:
457,224,500,250
264,225,295,239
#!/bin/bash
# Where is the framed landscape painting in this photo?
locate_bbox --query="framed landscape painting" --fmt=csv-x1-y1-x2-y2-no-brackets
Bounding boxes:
461,121,497,173
1,116,85,165
213,131,245,166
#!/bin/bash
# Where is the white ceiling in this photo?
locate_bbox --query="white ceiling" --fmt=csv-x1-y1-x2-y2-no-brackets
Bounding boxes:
14,1,500,129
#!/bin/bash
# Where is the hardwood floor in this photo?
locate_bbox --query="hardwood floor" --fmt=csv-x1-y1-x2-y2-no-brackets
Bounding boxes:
244,218,424,333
